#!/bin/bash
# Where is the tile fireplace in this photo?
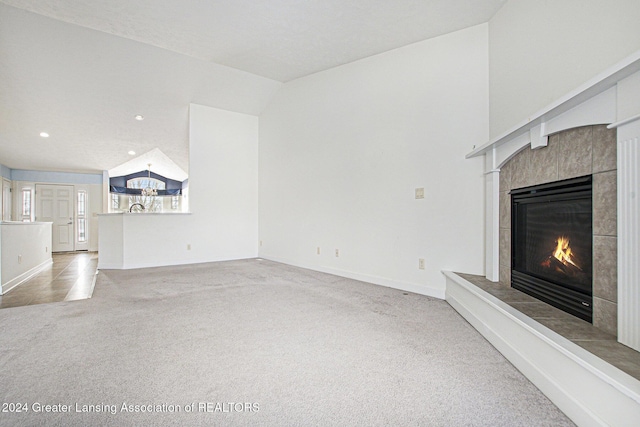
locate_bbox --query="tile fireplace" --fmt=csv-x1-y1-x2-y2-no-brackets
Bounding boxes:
499,125,617,334
447,53,640,426
511,175,593,322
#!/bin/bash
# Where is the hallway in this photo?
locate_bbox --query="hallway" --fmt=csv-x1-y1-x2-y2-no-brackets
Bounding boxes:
0,252,97,309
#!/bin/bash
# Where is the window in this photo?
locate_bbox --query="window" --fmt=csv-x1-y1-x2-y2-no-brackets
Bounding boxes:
77,190,87,243
77,191,86,216
111,193,120,211
127,177,165,212
78,219,86,243
21,189,32,221
127,177,165,191
171,195,179,210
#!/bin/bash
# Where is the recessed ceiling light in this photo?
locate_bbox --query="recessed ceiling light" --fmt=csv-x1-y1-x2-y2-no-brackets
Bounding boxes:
135,115,144,121
40,132,49,138
128,151,136,155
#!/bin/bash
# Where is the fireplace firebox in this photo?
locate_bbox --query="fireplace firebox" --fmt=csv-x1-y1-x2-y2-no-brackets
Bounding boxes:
511,175,593,322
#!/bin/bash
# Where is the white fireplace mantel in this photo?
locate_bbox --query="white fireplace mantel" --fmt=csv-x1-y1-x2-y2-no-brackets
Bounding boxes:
467,49,640,163
469,49,640,354
445,51,640,426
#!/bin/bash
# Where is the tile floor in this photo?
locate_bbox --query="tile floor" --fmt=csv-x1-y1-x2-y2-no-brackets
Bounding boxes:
457,272,640,381
0,252,97,309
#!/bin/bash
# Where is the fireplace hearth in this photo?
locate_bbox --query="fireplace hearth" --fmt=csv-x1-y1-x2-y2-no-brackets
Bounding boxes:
511,175,593,322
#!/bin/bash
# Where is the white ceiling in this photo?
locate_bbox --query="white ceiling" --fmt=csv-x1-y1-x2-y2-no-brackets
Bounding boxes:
0,0,506,175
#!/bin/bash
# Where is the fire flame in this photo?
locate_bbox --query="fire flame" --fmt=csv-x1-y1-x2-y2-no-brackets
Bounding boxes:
552,236,580,269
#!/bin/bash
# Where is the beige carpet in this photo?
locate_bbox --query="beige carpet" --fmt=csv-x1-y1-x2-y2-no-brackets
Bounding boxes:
0,259,574,426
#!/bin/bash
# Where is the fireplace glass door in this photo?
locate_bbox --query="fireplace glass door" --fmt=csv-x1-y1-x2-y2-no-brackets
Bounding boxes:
511,175,593,322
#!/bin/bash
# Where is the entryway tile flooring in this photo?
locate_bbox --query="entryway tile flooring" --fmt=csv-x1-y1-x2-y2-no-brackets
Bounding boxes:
457,273,640,381
0,252,97,309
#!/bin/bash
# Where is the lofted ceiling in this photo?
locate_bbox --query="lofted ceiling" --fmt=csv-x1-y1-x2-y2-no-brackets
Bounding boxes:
108,148,188,182
0,0,506,175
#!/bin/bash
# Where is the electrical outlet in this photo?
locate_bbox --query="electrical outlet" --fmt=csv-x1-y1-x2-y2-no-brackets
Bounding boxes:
18,255,22,264
317,247,320,255
45,246,48,253
418,258,425,270
335,249,339,257
260,240,263,247
187,244,191,250
415,188,425,199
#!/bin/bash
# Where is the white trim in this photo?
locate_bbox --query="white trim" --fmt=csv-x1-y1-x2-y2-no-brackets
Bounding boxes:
485,170,500,282
544,88,617,137
262,255,445,299
95,263,123,270
2,177,11,221
529,122,548,149
608,112,640,129
2,258,52,294
617,129,640,352
486,87,617,170
444,271,640,427
467,49,640,159
494,132,531,169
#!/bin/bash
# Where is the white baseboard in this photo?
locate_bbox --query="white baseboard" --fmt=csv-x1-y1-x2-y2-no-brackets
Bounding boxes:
444,271,640,427
96,262,123,270
2,258,53,295
261,255,445,299
98,255,257,271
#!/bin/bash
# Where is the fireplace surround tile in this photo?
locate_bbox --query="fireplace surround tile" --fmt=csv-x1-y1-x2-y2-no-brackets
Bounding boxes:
593,297,618,336
593,171,617,236
499,190,509,229
499,227,510,272
592,125,617,173
530,133,559,185
499,125,617,337
499,262,511,286
593,235,618,302
558,127,593,180
499,157,512,191
510,147,532,190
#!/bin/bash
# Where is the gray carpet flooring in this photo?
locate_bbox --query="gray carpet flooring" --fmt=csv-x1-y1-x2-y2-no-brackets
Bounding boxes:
0,259,574,426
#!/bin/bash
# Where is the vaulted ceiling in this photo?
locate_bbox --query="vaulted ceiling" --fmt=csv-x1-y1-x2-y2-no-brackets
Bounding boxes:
0,0,506,175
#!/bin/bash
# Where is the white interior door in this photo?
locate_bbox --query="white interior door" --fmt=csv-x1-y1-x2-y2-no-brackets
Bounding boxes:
36,184,74,252
2,178,11,221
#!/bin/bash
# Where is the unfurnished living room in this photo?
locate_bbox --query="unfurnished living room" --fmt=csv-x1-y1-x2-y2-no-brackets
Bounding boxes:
1,1,640,426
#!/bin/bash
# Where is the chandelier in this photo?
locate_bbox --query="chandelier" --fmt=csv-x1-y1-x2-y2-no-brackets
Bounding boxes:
141,163,158,197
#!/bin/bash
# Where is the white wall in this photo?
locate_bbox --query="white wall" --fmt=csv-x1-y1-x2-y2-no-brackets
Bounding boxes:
97,214,123,269
618,70,640,128
86,184,103,251
258,25,488,297
1,222,52,294
98,104,259,269
489,0,640,138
